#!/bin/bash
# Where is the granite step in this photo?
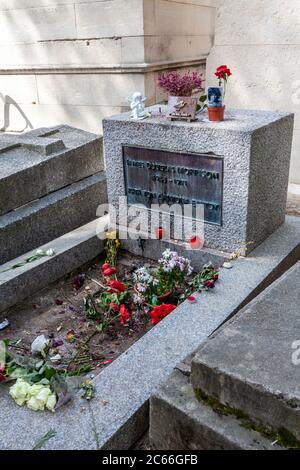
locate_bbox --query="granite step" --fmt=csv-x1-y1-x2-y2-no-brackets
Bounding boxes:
0,171,107,265
0,217,108,314
0,125,103,216
150,369,282,450
191,261,300,443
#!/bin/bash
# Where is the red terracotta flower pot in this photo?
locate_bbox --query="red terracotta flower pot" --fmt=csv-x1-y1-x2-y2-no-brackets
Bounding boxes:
157,290,173,301
208,105,225,122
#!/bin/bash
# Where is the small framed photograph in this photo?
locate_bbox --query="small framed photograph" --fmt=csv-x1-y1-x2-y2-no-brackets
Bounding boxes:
208,87,223,108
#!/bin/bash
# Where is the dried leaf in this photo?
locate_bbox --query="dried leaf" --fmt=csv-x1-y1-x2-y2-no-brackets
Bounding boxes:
66,330,75,342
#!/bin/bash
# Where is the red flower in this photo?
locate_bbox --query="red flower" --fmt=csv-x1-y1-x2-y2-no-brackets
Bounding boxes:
204,280,215,289
214,274,219,281
108,279,126,293
103,267,117,277
0,367,5,383
187,295,197,303
155,227,165,240
72,274,85,290
119,304,130,325
150,304,176,326
190,235,202,249
109,302,119,312
101,263,110,272
215,65,232,80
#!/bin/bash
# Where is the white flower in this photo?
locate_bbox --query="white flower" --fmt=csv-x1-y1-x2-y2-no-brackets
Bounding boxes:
159,249,193,276
9,378,31,406
27,385,49,411
31,334,49,356
36,249,44,255
50,354,61,363
223,261,233,269
9,379,57,412
46,249,55,257
26,396,44,411
133,293,144,305
46,393,57,412
136,283,146,293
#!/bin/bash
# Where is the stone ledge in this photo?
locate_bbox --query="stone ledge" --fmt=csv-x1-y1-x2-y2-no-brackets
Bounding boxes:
0,57,206,75
0,171,107,264
0,217,107,314
150,369,280,450
191,261,300,442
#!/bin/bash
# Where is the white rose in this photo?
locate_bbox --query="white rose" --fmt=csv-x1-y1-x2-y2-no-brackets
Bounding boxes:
50,354,61,363
36,249,45,255
27,396,45,411
9,378,31,406
46,393,57,412
46,249,55,257
27,383,55,412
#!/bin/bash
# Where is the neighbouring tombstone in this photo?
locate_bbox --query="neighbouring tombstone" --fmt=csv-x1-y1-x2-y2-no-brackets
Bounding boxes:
103,106,294,255
0,125,107,264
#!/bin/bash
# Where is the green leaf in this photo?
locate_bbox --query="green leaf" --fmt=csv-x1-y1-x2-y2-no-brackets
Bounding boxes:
44,367,57,381
200,95,207,102
32,429,57,450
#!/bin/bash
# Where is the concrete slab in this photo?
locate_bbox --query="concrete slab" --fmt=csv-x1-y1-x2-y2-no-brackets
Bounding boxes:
0,218,107,314
191,261,300,441
0,125,103,215
150,369,280,450
0,216,299,449
0,172,107,264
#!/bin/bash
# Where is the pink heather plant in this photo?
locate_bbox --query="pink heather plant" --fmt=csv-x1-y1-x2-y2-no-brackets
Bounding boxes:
158,70,203,96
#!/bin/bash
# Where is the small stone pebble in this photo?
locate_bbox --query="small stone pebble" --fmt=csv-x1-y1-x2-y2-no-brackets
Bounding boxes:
223,261,233,269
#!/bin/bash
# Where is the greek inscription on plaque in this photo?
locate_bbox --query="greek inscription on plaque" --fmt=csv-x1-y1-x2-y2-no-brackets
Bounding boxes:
123,146,223,225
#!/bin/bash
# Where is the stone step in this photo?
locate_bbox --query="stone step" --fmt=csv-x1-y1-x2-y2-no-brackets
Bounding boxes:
191,261,300,444
0,125,103,216
0,171,107,264
0,217,108,314
150,369,281,450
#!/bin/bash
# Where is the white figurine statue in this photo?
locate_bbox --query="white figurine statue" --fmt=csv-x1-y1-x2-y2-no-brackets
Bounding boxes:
128,92,150,120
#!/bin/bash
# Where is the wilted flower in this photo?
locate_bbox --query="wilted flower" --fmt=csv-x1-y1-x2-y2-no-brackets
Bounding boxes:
106,230,117,240
109,302,119,312
46,249,55,257
119,304,130,325
72,274,85,290
108,279,126,292
36,248,55,257
103,267,117,277
101,263,110,272
0,368,5,383
31,335,50,357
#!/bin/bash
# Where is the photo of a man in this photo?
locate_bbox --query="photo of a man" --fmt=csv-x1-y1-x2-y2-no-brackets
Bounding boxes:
208,87,223,107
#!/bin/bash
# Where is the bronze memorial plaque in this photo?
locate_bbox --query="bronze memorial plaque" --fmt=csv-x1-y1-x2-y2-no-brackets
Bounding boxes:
123,146,223,226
